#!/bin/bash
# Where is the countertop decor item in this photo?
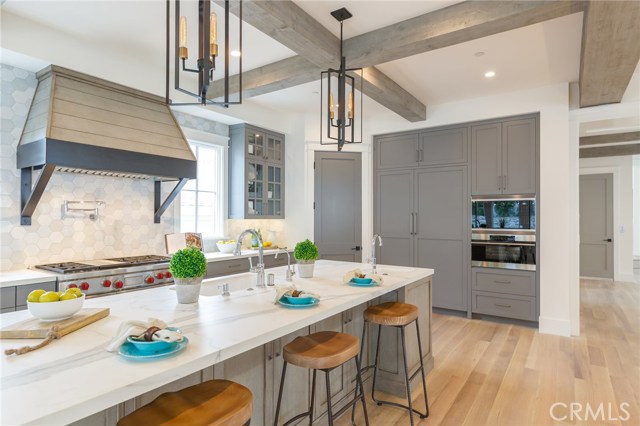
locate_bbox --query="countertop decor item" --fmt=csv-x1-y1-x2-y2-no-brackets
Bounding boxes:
320,7,363,151
294,239,319,278
27,294,85,321
170,247,207,303
167,0,243,107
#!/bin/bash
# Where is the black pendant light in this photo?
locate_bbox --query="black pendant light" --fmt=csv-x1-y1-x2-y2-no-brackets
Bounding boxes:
320,7,363,151
166,0,242,106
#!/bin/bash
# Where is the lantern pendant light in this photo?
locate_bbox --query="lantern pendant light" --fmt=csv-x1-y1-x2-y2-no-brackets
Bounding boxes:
320,7,363,151
166,0,242,106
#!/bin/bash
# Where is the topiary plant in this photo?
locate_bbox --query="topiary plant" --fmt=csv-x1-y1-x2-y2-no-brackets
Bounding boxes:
170,247,207,279
294,239,319,262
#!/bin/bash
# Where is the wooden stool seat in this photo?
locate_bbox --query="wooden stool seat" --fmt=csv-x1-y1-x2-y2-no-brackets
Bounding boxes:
364,302,418,326
283,331,359,370
117,380,252,426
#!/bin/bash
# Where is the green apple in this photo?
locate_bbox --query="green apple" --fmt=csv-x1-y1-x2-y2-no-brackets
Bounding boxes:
38,291,60,303
59,293,77,301
27,289,46,303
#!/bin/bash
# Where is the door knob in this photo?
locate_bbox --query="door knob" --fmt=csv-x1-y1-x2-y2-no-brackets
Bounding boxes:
351,246,361,251
603,238,612,242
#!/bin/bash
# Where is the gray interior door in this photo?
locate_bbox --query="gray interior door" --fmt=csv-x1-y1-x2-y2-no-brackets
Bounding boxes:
580,173,614,278
314,151,362,262
375,170,414,266
415,166,469,310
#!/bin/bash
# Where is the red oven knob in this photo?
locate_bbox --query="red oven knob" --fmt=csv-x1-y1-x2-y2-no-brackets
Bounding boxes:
102,280,112,288
155,272,165,279
68,283,78,289
165,271,172,278
80,282,90,291
145,276,155,284
114,280,124,289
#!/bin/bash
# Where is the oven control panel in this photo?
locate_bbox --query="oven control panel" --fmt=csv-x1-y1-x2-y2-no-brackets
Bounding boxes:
59,268,174,297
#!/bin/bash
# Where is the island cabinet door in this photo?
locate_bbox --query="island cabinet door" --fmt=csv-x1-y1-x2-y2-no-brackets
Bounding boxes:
267,327,311,426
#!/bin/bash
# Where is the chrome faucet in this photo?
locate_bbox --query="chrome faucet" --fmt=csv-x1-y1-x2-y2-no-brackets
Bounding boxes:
234,229,265,288
275,248,294,282
368,234,383,274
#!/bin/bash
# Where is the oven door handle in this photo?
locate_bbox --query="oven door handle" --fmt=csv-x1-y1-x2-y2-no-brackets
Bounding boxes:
471,241,535,246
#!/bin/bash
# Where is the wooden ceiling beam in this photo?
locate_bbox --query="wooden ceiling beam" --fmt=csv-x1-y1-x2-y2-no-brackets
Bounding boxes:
580,131,640,146
579,1,640,108
579,143,640,158
216,0,426,121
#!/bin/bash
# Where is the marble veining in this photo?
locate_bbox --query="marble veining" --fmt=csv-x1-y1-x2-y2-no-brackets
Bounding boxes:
0,260,433,425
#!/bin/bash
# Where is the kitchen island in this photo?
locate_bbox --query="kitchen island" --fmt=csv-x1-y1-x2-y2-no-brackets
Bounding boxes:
0,260,433,425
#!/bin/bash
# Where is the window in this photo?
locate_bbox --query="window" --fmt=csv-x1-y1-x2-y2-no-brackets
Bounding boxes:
180,142,224,237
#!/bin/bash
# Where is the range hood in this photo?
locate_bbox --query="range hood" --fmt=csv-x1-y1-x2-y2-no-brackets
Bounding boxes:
17,65,197,225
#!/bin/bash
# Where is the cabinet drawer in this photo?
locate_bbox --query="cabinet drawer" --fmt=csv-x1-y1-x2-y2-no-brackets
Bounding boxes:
472,269,535,296
207,258,249,278
1,287,16,309
16,282,56,306
472,291,536,321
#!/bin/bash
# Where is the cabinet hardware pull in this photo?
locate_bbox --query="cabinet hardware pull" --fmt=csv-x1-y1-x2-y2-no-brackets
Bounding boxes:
503,175,507,190
494,280,512,284
494,303,512,308
419,149,424,162
416,149,420,163
413,212,418,235
497,175,501,191
409,213,414,235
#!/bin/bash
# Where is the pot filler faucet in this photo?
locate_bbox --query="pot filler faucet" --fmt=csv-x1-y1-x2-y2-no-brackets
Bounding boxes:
369,234,383,274
275,248,294,282
234,229,265,288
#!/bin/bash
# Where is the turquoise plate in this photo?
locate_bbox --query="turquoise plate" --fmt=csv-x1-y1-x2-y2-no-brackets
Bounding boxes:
279,297,320,308
119,336,189,361
350,278,377,287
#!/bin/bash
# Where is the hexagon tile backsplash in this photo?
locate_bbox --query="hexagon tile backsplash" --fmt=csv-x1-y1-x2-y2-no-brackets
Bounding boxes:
1,64,176,270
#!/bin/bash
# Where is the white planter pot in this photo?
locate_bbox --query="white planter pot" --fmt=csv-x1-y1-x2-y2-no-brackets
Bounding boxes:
296,261,315,278
174,277,203,304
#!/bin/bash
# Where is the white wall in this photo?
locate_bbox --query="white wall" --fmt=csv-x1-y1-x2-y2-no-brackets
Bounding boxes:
286,83,576,336
580,156,635,282
634,155,640,258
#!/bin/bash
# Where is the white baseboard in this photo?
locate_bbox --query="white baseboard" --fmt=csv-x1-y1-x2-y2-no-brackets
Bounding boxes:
539,316,572,337
617,273,638,283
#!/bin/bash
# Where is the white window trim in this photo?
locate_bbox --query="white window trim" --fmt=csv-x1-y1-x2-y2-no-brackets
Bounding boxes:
174,128,229,241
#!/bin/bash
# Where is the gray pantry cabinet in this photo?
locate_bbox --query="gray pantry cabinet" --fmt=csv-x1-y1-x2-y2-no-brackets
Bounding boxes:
471,117,537,196
374,125,470,312
206,253,288,278
229,124,285,219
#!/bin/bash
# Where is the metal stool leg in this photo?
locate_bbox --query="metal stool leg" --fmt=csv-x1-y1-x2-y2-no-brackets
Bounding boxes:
325,370,334,426
415,320,429,418
400,326,415,426
274,361,288,426
351,319,369,425
309,369,317,426
354,355,370,426
371,324,383,405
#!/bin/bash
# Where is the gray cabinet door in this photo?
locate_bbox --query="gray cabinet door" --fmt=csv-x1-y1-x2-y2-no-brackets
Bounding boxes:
502,117,536,195
265,133,284,164
414,166,468,311
420,126,468,166
375,170,414,267
471,123,502,195
375,133,419,170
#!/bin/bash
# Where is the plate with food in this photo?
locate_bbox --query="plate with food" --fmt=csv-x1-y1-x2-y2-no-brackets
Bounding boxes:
349,272,379,287
278,289,319,308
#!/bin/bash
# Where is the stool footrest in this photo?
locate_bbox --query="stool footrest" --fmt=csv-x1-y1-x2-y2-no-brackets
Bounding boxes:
282,410,312,426
373,398,428,419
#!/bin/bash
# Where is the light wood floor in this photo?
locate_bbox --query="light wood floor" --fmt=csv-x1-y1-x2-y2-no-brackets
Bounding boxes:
340,279,639,426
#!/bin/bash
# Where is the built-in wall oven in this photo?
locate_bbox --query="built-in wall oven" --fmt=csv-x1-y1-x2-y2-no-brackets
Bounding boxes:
471,198,536,271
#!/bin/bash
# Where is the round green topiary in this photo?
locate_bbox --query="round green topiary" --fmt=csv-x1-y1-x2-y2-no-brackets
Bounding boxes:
294,239,319,261
170,247,207,279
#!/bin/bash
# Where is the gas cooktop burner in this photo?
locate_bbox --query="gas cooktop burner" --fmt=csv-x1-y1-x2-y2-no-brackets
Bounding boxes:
106,255,171,265
35,255,171,274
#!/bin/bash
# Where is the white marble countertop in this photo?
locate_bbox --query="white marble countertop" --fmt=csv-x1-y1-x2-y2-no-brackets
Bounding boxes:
0,260,433,425
0,269,57,289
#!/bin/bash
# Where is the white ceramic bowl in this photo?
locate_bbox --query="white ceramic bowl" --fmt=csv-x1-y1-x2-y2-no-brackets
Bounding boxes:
216,242,237,254
27,294,85,321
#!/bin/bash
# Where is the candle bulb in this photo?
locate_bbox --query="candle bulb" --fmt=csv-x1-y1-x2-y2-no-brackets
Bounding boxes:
329,93,335,120
210,12,218,57
348,92,354,119
179,16,188,59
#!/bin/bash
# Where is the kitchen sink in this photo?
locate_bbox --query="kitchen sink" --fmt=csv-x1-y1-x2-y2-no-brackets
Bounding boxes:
198,273,260,296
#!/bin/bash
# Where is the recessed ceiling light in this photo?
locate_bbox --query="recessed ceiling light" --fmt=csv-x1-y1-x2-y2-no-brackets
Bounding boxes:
475,51,485,57
230,50,241,57
484,71,496,78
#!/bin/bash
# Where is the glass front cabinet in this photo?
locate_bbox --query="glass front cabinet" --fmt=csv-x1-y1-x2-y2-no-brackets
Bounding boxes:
230,124,285,219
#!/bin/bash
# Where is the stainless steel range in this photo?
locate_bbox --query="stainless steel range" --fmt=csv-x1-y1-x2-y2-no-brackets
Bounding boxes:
34,255,174,298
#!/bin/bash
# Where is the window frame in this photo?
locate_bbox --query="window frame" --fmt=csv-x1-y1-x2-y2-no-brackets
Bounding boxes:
176,128,229,241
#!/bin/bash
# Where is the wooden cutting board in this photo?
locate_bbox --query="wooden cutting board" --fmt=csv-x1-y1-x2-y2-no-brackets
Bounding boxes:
0,308,110,339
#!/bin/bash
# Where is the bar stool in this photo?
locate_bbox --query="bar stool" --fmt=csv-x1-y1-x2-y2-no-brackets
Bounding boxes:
117,379,252,426
274,331,369,426
357,302,429,426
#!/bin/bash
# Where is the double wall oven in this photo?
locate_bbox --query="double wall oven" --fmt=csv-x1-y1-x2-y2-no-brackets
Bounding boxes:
471,198,536,271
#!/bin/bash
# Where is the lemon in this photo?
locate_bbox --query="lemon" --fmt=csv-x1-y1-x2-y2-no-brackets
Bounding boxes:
65,288,83,298
27,289,46,303
39,291,60,303
59,293,77,301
